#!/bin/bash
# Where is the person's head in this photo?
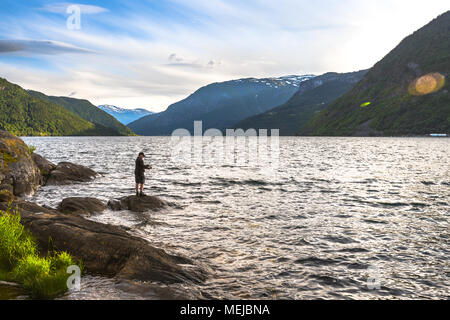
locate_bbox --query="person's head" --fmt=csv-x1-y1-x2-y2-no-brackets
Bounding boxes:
138,152,145,158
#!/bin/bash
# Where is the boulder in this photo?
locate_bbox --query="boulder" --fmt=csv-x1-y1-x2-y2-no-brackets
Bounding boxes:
31,153,97,187
0,130,41,196
0,200,206,284
46,162,97,185
32,153,56,183
108,195,167,212
58,197,107,216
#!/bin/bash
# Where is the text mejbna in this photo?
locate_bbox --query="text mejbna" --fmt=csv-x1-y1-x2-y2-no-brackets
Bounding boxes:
180,304,270,317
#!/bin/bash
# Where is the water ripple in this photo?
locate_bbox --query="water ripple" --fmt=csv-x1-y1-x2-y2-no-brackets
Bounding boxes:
22,136,450,300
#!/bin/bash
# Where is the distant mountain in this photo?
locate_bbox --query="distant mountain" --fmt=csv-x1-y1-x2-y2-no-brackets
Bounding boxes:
0,78,119,136
98,105,154,125
234,70,367,135
128,75,315,136
303,11,450,136
27,92,135,136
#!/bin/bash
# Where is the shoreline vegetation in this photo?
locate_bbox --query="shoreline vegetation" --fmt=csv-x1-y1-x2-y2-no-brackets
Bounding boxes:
0,205,81,298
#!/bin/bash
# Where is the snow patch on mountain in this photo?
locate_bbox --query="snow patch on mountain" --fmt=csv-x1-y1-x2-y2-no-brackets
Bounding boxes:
98,105,152,114
97,105,154,125
232,75,315,88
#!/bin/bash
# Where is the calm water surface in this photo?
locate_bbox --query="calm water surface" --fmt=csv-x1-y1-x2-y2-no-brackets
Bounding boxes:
21,137,450,300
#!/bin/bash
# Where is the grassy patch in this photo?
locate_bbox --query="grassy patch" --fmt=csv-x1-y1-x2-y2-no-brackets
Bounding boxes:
0,205,81,299
27,145,37,155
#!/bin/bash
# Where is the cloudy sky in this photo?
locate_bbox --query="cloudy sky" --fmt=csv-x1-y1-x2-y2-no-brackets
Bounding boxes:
0,0,448,112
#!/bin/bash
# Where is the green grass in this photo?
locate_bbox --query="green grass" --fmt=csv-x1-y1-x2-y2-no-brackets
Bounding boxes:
27,145,37,155
0,205,81,299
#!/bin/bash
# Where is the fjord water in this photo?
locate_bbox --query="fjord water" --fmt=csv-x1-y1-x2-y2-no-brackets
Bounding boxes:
23,137,449,300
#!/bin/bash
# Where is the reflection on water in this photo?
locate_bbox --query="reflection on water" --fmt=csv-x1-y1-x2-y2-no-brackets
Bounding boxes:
19,137,450,300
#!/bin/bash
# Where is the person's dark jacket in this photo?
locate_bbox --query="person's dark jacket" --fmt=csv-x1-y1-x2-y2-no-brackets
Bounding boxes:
135,157,146,176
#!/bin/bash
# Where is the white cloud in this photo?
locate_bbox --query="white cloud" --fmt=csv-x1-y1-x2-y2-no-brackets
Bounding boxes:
0,39,93,55
42,3,109,15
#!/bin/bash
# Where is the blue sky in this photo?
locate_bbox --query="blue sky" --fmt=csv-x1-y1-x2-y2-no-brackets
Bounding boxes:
0,0,448,111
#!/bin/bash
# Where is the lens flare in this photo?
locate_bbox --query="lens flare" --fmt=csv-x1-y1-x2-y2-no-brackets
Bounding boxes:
408,73,445,96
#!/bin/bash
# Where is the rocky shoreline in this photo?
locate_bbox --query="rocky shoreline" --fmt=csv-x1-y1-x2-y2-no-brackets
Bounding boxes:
0,130,206,298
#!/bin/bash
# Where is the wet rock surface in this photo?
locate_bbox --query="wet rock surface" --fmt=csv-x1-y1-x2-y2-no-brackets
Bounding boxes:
32,153,56,184
108,195,167,212
46,162,97,186
58,197,107,216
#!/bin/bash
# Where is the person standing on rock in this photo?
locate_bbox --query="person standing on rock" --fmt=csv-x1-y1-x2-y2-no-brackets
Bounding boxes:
135,152,151,196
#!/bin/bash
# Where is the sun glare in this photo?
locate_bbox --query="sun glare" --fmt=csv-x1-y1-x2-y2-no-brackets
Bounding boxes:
408,73,445,96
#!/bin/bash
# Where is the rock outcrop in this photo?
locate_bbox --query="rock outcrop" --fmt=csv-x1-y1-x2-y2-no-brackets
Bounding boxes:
57,197,107,216
108,195,167,212
32,153,98,186
32,153,56,184
0,131,41,196
0,200,206,284
46,162,97,186
1,131,98,195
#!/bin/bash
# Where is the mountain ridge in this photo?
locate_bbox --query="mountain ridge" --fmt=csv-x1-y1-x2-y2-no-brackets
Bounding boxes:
302,11,450,136
0,78,121,136
234,70,368,135
27,92,135,136
128,75,315,135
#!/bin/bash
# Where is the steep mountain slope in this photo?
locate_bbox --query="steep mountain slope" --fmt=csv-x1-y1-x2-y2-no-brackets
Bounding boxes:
303,11,450,136
234,70,367,135
0,78,120,136
27,91,135,136
128,75,315,135
97,105,153,125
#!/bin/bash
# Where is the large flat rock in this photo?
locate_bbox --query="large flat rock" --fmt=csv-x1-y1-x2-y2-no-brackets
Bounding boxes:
58,197,107,216
108,195,167,212
46,162,97,185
